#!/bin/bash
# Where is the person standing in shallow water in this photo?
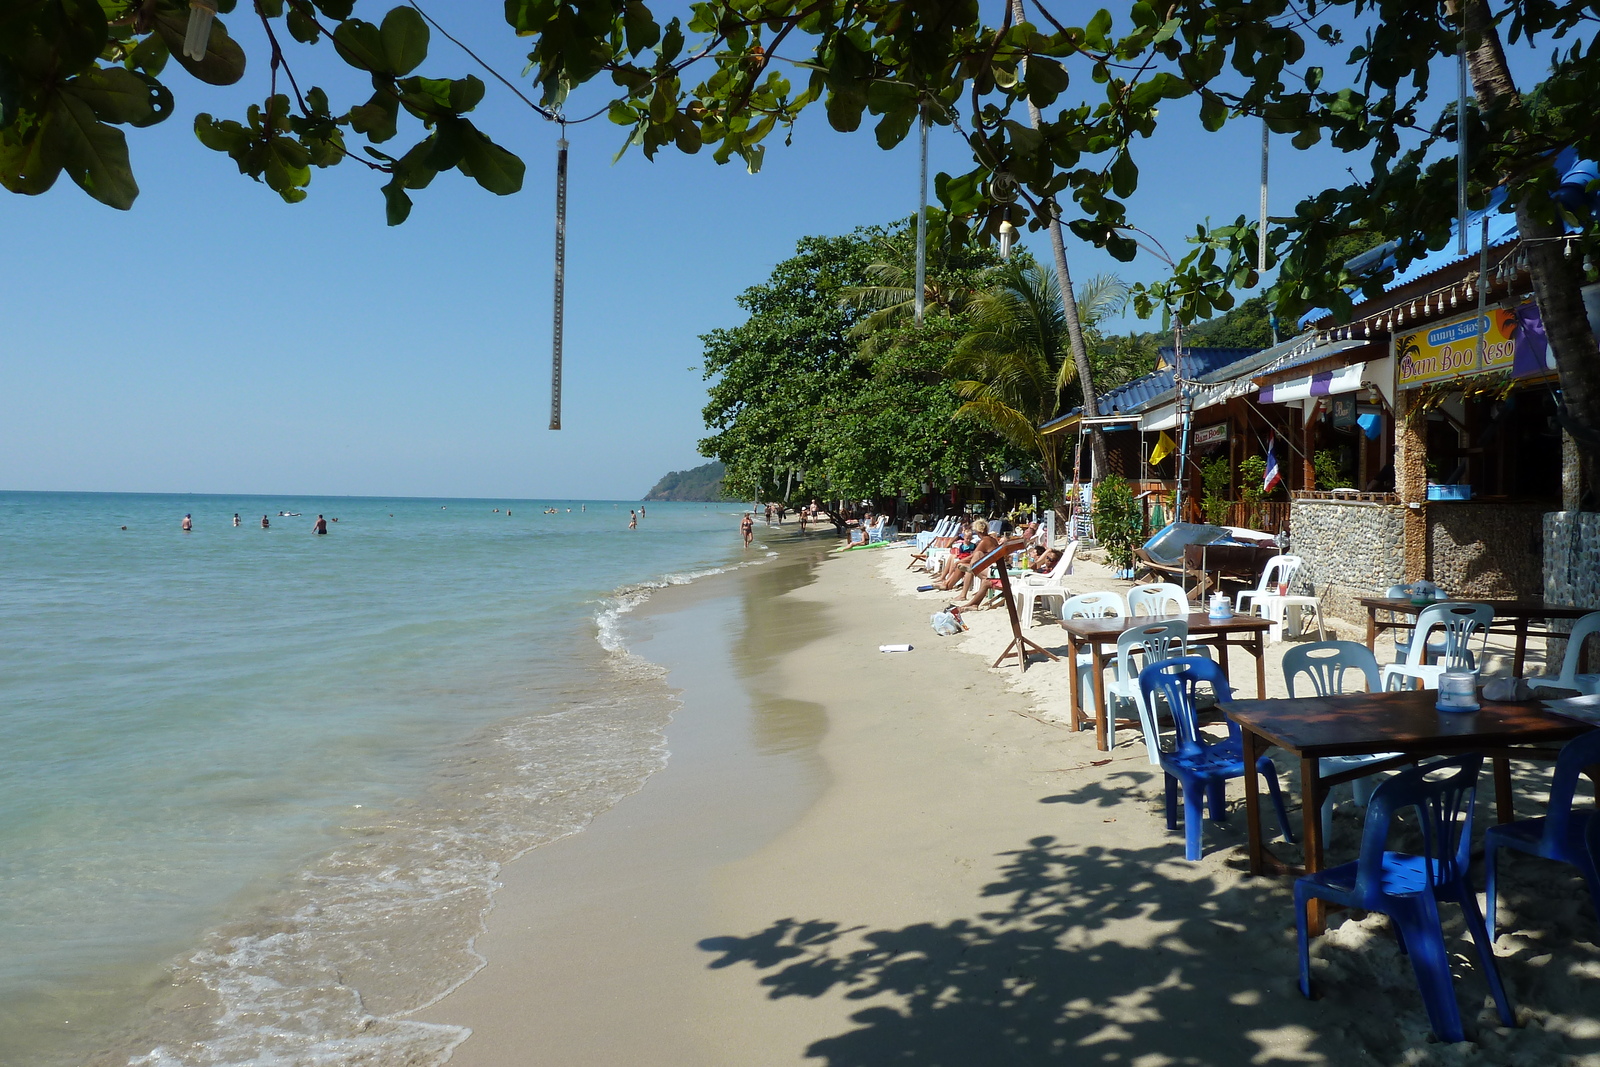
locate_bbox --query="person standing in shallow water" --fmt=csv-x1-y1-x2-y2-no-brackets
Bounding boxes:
628,511,637,529
261,515,270,528
741,512,754,546
181,514,192,532
233,513,241,527
313,515,328,535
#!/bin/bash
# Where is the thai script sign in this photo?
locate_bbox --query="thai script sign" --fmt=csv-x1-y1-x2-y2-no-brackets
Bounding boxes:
1395,306,1518,387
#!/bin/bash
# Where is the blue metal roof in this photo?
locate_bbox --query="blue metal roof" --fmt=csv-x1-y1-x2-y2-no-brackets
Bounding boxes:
1301,149,1598,326
1041,345,1266,432
1156,347,1260,378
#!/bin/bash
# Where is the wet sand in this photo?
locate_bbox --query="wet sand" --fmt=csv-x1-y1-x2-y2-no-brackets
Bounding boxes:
420,539,1600,1066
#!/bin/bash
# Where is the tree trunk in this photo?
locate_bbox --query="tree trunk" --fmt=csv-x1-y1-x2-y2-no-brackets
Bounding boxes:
1458,0,1600,504
1010,0,1108,485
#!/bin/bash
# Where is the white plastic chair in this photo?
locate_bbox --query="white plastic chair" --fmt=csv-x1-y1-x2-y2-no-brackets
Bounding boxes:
1127,583,1190,618
1236,554,1302,615
1284,641,1391,842
1018,540,1082,628
1062,591,1126,722
1382,602,1494,691
1107,619,1191,763
1237,555,1324,642
1527,610,1600,694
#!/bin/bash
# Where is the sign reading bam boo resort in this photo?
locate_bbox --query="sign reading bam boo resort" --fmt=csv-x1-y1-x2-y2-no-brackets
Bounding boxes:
1395,306,1518,387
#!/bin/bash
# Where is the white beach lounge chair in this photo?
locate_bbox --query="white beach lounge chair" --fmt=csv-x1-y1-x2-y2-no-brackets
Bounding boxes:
1017,540,1081,628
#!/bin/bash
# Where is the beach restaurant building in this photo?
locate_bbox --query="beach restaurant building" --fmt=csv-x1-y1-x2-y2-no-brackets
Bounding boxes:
1046,164,1600,622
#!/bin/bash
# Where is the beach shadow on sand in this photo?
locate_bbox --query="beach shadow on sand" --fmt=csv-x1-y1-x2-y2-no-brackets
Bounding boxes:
698,776,1600,1066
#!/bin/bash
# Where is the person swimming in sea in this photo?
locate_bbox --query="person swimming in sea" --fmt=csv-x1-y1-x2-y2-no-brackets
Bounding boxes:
182,514,192,532
261,515,270,528
233,513,240,527
313,515,328,535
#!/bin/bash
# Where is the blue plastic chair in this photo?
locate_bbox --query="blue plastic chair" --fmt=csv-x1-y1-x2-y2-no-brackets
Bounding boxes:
1294,755,1514,1043
1137,656,1296,861
1484,728,1600,940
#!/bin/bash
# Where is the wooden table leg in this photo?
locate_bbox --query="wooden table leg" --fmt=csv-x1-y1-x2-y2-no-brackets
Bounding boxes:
1494,756,1514,823
1092,643,1110,751
1513,619,1528,677
1253,630,1266,698
1242,727,1265,876
1366,607,1378,652
1302,754,1327,937
1067,633,1084,732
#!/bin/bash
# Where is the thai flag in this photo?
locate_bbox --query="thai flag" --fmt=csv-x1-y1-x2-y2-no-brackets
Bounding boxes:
1264,432,1282,492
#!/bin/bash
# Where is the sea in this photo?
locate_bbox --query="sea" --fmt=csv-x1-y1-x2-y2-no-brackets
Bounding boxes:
0,491,773,1066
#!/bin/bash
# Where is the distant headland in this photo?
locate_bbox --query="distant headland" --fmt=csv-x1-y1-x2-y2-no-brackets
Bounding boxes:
643,461,727,502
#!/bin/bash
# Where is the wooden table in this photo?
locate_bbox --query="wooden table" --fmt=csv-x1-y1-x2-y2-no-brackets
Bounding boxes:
1226,688,1589,933
1061,612,1274,751
1359,597,1595,675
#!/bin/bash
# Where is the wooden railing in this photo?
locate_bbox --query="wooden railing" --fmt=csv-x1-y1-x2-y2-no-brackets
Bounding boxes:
1225,500,1291,534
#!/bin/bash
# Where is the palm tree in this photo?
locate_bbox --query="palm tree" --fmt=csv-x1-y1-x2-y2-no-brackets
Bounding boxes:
840,210,992,337
946,262,1127,513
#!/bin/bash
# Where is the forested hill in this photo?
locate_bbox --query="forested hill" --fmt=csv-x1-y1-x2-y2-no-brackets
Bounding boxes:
643,461,728,501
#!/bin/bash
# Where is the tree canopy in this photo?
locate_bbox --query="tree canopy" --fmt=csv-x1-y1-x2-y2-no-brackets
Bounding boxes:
698,223,1028,512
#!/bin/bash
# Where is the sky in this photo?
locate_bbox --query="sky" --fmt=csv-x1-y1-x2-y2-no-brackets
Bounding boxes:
0,4,1556,499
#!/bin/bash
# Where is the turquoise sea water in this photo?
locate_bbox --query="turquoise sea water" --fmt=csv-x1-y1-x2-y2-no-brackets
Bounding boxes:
0,492,767,1065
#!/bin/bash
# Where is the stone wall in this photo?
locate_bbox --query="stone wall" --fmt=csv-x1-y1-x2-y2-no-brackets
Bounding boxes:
1290,499,1407,624
1426,502,1547,599
1545,511,1600,615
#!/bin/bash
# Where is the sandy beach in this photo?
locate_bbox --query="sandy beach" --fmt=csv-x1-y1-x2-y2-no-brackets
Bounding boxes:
419,536,1600,1066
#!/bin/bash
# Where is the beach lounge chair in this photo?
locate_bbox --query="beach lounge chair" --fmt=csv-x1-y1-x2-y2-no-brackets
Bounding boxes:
1484,728,1600,939
1295,755,1515,1043
1137,656,1296,860
916,519,966,573
1381,602,1493,691
1284,641,1394,844
1016,540,1081,628
1524,611,1600,695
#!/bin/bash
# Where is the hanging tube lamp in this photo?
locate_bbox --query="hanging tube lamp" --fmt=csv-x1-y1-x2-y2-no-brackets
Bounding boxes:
184,0,217,60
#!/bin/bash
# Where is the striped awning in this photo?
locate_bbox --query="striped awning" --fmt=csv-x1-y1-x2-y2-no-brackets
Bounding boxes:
1258,362,1368,404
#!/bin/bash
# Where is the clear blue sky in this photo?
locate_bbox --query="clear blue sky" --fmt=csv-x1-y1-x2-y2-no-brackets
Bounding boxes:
0,5,1552,499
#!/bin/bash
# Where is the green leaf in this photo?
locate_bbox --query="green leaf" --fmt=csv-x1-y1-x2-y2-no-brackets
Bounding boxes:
42,93,137,209
314,0,355,19
623,0,660,56
64,67,172,128
152,11,247,86
1109,150,1137,198
380,6,430,76
257,0,285,16
193,112,249,153
1085,9,1113,51
348,90,399,142
450,76,485,112
0,122,60,195
287,10,320,43
457,123,524,194
382,175,412,225
128,33,169,77
332,19,388,73
873,104,915,150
